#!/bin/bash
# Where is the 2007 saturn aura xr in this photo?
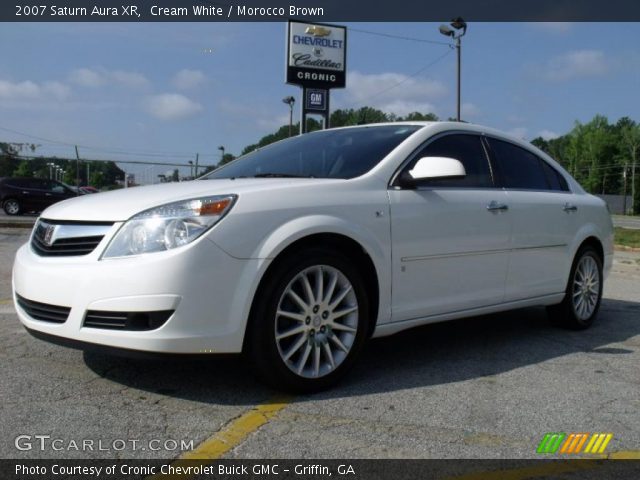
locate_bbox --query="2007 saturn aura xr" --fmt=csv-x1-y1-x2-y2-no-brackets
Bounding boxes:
13,122,613,391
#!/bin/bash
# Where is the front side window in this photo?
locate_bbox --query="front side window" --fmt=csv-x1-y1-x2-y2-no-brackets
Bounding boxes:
406,133,494,188
204,125,421,180
487,138,549,190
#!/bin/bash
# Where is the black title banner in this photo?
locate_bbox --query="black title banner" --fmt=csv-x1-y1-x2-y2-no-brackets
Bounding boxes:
3,0,640,22
3,459,640,480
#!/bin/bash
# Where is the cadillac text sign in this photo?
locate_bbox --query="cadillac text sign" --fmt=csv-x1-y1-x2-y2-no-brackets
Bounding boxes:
286,20,346,89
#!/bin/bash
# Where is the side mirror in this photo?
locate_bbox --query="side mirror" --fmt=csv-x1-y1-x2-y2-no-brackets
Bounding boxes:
399,156,466,188
410,156,466,180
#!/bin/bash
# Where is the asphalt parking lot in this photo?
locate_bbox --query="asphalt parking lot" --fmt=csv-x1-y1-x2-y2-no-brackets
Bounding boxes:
1,228,639,461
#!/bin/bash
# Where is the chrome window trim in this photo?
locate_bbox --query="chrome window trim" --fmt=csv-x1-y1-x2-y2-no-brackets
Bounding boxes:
388,130,498,190
481,133,574,194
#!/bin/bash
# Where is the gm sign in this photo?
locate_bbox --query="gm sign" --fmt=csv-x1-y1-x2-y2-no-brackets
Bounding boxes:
306,89,327,111
286,21,347,89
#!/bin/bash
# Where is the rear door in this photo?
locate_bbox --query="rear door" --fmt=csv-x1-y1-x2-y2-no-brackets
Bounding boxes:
485,137,577,300
10,178,40,212
389,133,512,321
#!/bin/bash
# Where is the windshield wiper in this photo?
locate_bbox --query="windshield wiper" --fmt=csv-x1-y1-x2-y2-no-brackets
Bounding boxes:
251,173,315,178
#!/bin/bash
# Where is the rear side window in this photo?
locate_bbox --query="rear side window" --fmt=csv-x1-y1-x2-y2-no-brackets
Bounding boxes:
410,134,493,188
6,178,27,188
540,160,569,191
487,138,549,190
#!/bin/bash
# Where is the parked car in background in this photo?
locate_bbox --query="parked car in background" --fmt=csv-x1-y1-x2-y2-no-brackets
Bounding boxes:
80,186,99,194
13,122,613,392
1,177,77,215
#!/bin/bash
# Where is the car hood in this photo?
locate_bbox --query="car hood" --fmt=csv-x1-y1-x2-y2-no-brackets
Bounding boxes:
41,178,333,222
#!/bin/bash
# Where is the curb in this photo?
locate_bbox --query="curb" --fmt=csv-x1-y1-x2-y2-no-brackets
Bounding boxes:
0,222,34,229
614,244,640,253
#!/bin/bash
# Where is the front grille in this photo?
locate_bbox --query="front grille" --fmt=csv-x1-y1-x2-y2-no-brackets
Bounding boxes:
16,294,71,323
31,219,113,257
84,310,174,331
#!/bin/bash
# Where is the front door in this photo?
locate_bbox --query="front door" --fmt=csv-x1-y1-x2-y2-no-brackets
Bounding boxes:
389,133,511,322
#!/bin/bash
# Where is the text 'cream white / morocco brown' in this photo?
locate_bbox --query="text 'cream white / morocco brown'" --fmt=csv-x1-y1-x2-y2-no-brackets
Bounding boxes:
12,122,614,392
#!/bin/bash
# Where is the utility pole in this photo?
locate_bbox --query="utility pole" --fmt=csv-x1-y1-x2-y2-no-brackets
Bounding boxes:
74,145,81,195
622,163,628,215
456,35,461,122
439,18,467,122
282,96,295,137
195,153,199,178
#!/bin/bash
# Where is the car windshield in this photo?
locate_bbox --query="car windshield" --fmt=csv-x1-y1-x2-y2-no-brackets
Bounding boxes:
203,125,421,180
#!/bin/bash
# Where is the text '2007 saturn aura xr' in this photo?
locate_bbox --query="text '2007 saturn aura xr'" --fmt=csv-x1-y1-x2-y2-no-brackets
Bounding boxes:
13,122,613,392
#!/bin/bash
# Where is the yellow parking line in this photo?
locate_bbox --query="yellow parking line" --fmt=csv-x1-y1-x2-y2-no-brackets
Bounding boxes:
442,461,596,480
608,450,640,459
147,396,292,480
181,396,292,460
0,299,12,305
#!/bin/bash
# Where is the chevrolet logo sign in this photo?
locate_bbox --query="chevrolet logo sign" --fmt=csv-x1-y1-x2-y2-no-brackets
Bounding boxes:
305,26,331,37
43,224,56,246
37,221,58,247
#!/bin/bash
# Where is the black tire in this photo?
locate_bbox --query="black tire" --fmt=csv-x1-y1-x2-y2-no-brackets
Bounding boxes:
547,246,603,330
245,247,370,393
3,198,21,216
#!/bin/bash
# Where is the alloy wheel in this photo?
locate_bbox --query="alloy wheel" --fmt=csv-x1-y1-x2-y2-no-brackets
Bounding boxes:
274,265,359,379
571,254,600,321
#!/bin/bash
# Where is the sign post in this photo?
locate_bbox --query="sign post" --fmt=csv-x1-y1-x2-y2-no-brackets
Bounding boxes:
286,21,347,133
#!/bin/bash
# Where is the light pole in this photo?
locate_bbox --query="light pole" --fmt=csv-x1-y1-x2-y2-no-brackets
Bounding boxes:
282,96,296,137
218,146,225,165
188,160,194,179
439,17,467,122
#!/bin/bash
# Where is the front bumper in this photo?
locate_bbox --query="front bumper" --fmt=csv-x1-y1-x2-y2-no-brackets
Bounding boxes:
13,233,269,354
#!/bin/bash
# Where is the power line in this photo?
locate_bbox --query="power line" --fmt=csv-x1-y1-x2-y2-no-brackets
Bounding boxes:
12,154,198,168
339,48,454,111
0,125,219,159
349,27,452,46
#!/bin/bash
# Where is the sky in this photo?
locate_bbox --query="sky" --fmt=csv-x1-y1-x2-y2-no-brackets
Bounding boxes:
1,22,639,182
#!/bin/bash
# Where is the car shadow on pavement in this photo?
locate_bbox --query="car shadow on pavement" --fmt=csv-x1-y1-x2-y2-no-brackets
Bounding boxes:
82,298,640,404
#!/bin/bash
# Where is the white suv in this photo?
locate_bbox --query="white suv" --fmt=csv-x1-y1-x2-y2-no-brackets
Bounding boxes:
13,122,613,391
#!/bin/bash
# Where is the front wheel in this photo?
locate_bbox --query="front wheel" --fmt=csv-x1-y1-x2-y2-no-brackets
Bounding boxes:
3,198,21,215
246,248,370,393
547,246,603,329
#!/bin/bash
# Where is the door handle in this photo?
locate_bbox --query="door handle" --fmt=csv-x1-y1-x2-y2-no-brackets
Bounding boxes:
45,193,52,196
487,201,509,212
563,203,578,212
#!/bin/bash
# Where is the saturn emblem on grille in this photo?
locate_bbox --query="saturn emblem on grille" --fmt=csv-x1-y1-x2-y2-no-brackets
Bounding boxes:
42,224,57,246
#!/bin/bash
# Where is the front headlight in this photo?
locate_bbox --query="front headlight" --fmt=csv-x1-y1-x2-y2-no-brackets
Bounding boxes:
102,195,236,259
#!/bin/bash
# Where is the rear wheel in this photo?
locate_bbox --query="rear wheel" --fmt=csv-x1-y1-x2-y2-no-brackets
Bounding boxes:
547,246,603,329
3,198,20,215
246,248,370,393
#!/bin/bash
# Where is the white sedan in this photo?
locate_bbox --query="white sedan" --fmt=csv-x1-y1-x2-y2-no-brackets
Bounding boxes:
12,122,613,391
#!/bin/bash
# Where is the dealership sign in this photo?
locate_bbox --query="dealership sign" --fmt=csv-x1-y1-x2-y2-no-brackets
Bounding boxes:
286,21,346,89
305,88,328,111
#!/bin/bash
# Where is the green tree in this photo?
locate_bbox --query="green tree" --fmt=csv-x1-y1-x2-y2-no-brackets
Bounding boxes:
0,142,23,176
219,153,236,166
617,117,640,214
14,160,34,177
399,112,439,121
89,171,106,189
